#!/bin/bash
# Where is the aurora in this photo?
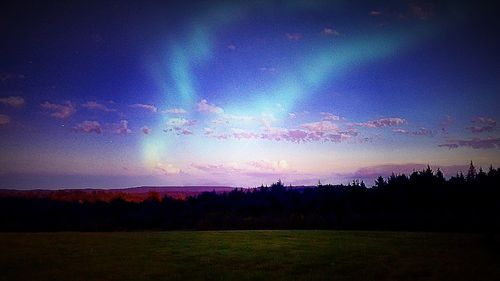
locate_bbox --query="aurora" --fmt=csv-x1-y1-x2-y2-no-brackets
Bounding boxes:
0,0,499,189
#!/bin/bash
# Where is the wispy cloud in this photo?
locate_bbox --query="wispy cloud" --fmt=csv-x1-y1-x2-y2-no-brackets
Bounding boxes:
163,108,187,114
74,121,102,134
166,118,196,127
393,127,432,136
0,114,11,125
370,10,382,16
232,128,259,140
141,126,151,135
165,118,196,135
0,96,25,107
353,117,406,128
467,126,495,133
467,116,497,133
321,27,340,36
40,101,76,119
129,103,157,113
82,101,116,112
286,33,302,41
115,120,131,134
197,99,224,114
439,137,500,150
473,116,496,126
320,112,340,121
155,162,181,175
248,160,290,172
191,163,241,174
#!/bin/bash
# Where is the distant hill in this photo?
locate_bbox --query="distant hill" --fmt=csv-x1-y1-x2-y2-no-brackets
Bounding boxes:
0,186,234,202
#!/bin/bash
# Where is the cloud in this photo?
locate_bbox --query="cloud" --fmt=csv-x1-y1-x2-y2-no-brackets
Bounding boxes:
260,113,277,129
259,67,278,74
467,126,495,133
439,137,500,150
222,114,256,123
142,126,151,135
0,114,11,125
155,162,181,175
393,127,432,136
115,120,131,134
473,116,496,126
322,27,340,36
163,108,187,114
204,127,229,139
165,118,196,135
82,101,116,112
370,10,382,16
301,121,339,134
232,128,259,140
191,163,241,174
197,99,224,114
74,121,102,134
0,96,25,107
320,112,340,121
466,117,496,133
40,101,76,119
248,160,290,172
286,33,302,41
166,118,195,127
227,44,237,51
130,103,157,113
354,117,406,128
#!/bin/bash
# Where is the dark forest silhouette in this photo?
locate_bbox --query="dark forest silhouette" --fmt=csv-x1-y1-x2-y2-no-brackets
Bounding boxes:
1,162,499,231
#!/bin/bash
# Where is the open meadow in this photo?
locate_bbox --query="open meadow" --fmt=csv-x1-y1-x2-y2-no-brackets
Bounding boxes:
1,231,499,281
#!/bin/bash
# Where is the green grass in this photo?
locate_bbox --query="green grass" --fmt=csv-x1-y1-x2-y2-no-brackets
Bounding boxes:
1,231,499,281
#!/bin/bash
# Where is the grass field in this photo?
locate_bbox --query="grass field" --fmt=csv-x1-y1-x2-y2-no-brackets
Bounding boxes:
1,231,499,281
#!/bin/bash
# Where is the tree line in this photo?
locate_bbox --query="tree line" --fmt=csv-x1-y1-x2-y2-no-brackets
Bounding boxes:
1,162,499,231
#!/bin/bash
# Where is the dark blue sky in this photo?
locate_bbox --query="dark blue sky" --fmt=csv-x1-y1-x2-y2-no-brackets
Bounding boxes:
0,0,499,188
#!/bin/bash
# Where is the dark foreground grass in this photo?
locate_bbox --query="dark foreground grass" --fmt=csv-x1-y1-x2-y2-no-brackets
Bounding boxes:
1,231,499,281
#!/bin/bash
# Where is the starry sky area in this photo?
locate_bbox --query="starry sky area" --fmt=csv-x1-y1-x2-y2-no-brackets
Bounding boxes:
0,0,499,189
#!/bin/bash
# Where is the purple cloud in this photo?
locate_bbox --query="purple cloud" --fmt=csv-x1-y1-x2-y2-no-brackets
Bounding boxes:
467,117,496,133
130,103,157,113
467,126,495,133
0,114,11,125
232,128,259,140
155,162,181,175
191,163,241,174
439,137,500,150
141,126,151,135
165,118,195,135
354,117,406,128
0,96,25,107
197,99,224,114
82,101,116,112
40,101,76,119
74,121,102,134
473,116,496,126
115,120,131,134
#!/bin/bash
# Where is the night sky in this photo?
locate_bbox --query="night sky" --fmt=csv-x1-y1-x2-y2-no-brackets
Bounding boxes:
1,0,499,189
